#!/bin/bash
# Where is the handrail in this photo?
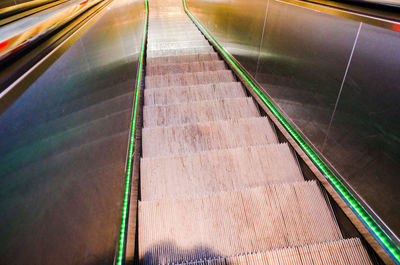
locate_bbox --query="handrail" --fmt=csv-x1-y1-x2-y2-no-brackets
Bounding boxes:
0,0,68,26
273,0,400,32
331,0,400,9
183,0,400,264
0,0,58,17
0,0,110,95
115,0,148,264
0,0,105,62
304,0,400,24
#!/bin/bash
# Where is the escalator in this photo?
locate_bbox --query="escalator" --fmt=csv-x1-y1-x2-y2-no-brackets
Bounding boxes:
0,0,399,264
134,0,376,264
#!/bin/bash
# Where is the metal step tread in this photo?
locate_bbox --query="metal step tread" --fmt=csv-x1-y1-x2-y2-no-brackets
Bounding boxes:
139,181,342,265
146,60,225,76
147,38,208,47
147,46,214,58
148,35,206,42
147,52,219,65
142,117,278,157
147,27,200,33
165,238,373,265
146,40,209,51
141,143,304,200
143,97,259,127
145,70,235,89
144,82,245,106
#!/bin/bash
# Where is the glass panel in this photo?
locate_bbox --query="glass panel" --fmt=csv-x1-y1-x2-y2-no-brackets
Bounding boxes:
324,23,400,235
189,0,268,76
0,0,145,264
256,0,360,150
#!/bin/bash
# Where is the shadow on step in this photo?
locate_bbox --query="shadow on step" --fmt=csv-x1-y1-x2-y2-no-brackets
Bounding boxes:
140,241,222,265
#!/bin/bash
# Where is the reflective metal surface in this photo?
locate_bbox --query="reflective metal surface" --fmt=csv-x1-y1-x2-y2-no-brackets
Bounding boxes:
188,0,267,77
0,0,36,9
0,0,104,60
324,22,400,237
0,0,65,25
0,0,145,264
303,0,400,23
188,0,400,238
347,0,400,7
256,0,360,150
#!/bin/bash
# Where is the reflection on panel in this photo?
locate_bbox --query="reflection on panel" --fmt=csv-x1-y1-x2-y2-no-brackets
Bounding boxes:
256,0,360,149
0,0,144,264
324,23,400,236
0,0,17,9
187,0,400,238
0,0,42,9
189,0,268,76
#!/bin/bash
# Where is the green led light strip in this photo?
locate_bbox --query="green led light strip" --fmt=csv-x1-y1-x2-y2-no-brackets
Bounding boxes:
116,0,148,264
182,0,400,263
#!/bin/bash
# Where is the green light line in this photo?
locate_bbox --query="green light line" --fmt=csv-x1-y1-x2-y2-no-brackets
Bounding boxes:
182,0,400,263
116,0,148,264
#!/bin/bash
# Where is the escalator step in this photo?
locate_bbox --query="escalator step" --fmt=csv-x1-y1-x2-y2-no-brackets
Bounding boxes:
147,52,219,65
146,60,226,76
148,23,198,29
148,28,199,34
147,38,207,47
143,97,259,127
148,23,197,28
144,82,245,105
147,28,201,35
166,238,373,265
139,181,342,265
147,40,209,51
145,70,235,89
142,117,278,157
148,34,206,42
149,20,192,25
140,143,303,200
147,42,209,52
147,46,214,58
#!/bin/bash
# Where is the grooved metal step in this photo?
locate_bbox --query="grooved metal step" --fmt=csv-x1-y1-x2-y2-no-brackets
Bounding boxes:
146,52,219,65
144,82,245,105
167,238,373,265
140,143,304,200
142,117,278,157
147,40,209,51
147,38,208,47
146,60,226,76
148,34,206,42
145,70,235,89
147,27,200,34
139,181,342,265
143,97,259,127
147,46,214,58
